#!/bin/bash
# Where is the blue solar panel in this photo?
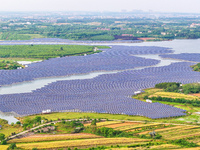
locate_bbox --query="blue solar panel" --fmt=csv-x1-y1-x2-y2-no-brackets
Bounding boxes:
0,45,197,118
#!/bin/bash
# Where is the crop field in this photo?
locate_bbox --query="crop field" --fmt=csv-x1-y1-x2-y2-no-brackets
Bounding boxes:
112,123,162,131
191,93,200,97
8,133,102,143
104,122,141,128
149,92,200,100
16,137,151,150
90,121,168,132
134,123,200,143
147,144,181,149
95,121,200,145
138,126,181,135
107,144,182,150
95,121,123,127
160,127,200,140
0,145,8,150
84,121,122,127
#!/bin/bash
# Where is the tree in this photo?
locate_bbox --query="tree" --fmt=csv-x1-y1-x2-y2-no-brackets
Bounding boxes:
0,133,5,142
16,121,21,125
91,119,97,126
34,116,41,124
1,140,7,145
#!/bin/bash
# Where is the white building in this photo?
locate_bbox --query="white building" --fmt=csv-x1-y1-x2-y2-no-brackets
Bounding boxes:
146,99,152,103
42,109,51,114
134,91,141,95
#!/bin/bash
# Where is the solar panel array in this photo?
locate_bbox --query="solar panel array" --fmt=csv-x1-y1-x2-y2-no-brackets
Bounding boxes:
1,45,198,118
0,46,172,86
160,53,200,62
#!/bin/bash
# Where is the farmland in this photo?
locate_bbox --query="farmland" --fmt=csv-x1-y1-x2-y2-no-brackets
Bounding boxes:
2,120,200,149
8,133,103,143
16,138,151,150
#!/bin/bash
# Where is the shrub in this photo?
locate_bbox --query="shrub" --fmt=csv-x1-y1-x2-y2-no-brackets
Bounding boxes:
1,140,7,145
7,143,17,150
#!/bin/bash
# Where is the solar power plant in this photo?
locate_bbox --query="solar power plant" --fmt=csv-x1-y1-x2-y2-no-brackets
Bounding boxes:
0,46,172,86
1,45,199,118
160,53,200,62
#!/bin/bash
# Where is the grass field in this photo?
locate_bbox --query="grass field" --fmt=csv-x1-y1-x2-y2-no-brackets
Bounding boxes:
0,45,109,59
0,126,23,137
21,112,152,123
0,57,42,62
17,138,151,149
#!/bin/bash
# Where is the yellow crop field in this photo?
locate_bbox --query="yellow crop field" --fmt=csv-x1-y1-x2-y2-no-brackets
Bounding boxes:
150,92,200,100
174,147,200,150
84,121,121,127
138,126,182,135
116,123,161,131
104,122,141,128
96,121,122,127
0,145,8,150
17,138,151,149
149,144,180,149
8,133,102,143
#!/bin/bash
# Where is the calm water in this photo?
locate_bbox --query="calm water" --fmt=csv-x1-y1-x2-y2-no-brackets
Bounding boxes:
0,112,19,124
0,39,200,123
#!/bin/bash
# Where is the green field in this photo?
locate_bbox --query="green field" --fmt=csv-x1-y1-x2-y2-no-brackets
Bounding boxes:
0,45,109,59
21,112,152,123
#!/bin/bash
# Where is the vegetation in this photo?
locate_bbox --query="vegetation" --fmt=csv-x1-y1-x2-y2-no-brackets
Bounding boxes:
0,45,109,60
22,116,42,130
0,60,23,70
8,134,102,143
148,96,200,107
16,138,150,150
7,143,17,150
155,82,181,92
0,119,23,138
168,139,198,147
154,82,200,94
182,83,200,94
2,14,200,41
192,63,200,72
21,112,152,124
85,127,133,138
